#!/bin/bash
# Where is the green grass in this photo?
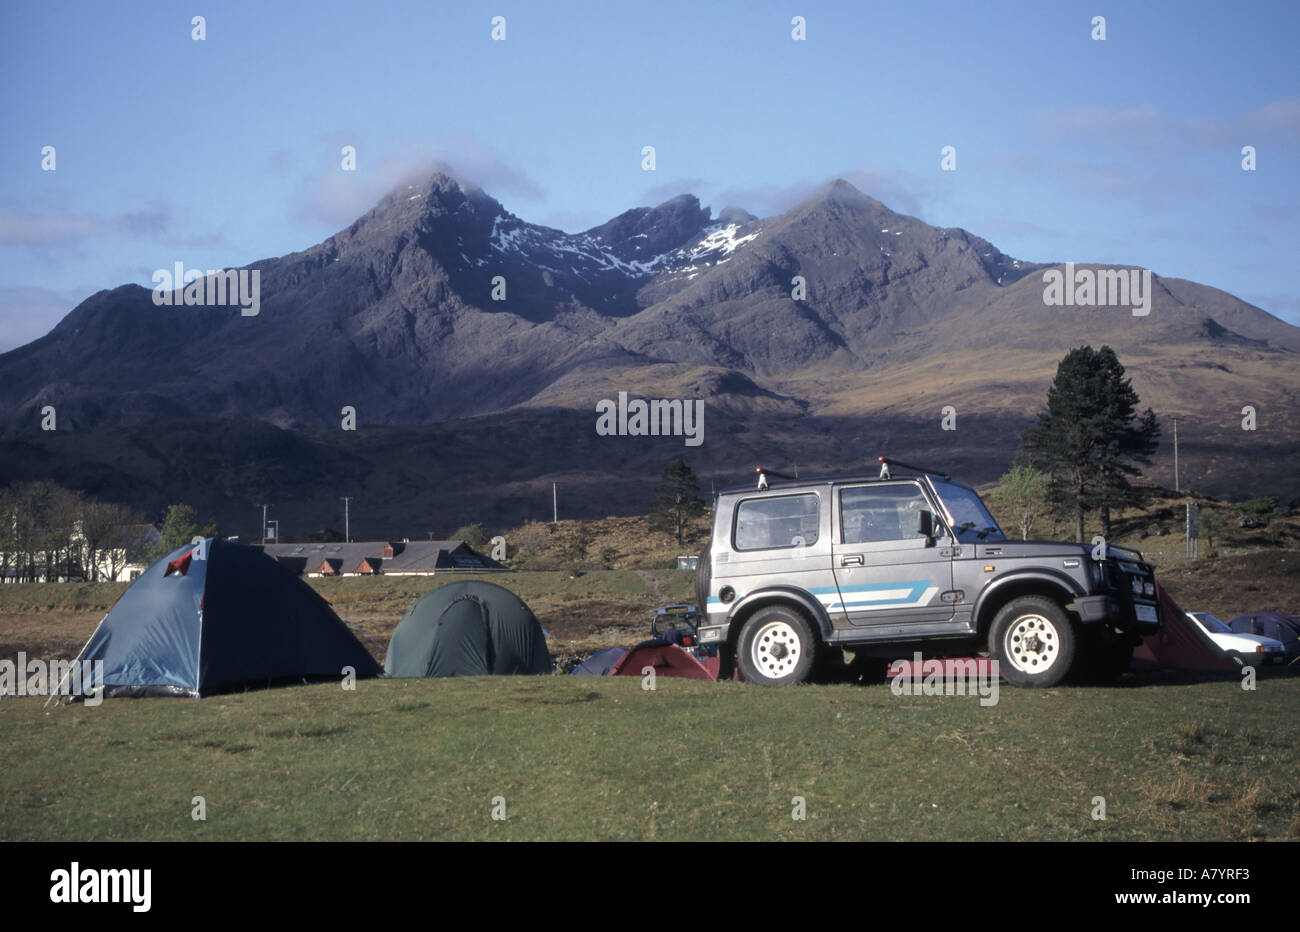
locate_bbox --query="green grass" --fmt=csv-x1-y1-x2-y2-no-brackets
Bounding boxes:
0,570,690,617
3,674,1297,841
0,581,129,614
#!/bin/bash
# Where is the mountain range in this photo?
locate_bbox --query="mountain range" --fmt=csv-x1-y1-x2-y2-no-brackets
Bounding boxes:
1,172,1296,539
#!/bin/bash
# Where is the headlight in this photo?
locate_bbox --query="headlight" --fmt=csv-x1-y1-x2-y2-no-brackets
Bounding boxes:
1132,579,1142,594
1143,582,1155,596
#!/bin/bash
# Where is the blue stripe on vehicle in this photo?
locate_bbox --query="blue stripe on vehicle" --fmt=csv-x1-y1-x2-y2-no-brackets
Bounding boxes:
819,580,931,610
810,581,929,596
714,581,931,608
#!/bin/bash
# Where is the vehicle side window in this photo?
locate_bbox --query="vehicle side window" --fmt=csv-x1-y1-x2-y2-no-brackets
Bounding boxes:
733,493,820,551
840,484,932,544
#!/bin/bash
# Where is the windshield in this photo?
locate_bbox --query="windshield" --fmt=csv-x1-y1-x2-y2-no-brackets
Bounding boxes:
1191,612,1232,634
929,480,1007,542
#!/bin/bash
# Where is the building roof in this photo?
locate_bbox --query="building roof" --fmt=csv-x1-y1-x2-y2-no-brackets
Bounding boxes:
259,540,504,574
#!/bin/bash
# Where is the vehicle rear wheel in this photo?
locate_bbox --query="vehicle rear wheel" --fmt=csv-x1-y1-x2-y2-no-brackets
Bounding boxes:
989,596,1076,688
736,606,817,686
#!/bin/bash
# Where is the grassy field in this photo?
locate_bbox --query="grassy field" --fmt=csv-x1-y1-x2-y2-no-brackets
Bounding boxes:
2,673,1297,841
1,544,1295,843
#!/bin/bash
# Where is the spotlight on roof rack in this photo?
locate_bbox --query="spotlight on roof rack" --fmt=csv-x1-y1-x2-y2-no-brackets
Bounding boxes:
876,456,951,481
755,466,795,490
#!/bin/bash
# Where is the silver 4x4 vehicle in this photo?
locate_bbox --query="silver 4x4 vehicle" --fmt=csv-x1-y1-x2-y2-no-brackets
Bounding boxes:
694,458,1162,687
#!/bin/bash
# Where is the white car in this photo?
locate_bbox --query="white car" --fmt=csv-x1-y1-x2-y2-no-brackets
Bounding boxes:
1186,612,1286,665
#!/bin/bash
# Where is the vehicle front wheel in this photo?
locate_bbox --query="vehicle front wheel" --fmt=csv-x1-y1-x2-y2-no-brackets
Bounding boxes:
989,596,1076,688
736,606,817,685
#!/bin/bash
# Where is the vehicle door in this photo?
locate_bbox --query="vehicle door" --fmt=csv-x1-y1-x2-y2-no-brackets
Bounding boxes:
830,481,955,627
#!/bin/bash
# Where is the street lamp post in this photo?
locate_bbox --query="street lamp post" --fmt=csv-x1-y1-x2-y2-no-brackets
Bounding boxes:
256,504,271,545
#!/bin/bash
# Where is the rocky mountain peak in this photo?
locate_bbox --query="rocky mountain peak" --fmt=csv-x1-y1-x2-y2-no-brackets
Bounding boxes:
582,194,713,261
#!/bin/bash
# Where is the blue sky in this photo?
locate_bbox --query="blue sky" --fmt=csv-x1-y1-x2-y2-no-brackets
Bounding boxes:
1,0,1296,351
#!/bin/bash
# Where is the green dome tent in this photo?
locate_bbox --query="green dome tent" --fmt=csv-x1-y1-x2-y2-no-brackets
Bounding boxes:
384,581,553,678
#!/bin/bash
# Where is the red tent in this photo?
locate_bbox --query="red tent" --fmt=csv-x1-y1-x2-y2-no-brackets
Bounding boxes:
610,643,719,681
1131,584,1238,672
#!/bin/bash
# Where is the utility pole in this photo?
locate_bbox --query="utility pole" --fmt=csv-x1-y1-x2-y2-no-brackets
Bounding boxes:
552,482,557,523
1172,418,1180,493
339,496,352,543
256,504,270,545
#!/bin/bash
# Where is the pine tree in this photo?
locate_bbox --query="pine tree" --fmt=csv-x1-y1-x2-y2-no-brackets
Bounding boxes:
649,458,705,545
1019,346,1161,543
146,504,218,562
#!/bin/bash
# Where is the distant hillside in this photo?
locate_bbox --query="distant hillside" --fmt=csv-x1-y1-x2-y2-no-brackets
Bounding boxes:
1,172,1296,532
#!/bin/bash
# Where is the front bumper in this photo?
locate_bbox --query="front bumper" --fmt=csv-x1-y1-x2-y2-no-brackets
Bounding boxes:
1072,594,1161,632
696,623,730,646
1237,650,1287,666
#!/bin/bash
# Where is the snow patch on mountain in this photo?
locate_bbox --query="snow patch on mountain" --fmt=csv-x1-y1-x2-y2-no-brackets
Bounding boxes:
485,214,763,279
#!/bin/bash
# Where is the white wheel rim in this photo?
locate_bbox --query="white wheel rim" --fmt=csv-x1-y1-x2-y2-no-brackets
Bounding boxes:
1004,614,1060,675
751,620,802,679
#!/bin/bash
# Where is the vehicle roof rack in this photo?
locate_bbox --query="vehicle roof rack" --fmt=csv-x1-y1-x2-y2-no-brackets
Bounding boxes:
754,466,795,490
746,459,950,490
876,456,950,481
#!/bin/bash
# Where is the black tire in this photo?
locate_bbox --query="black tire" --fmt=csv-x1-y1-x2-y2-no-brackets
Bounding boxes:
989,595,1077,688
736,606,817,686
1075,635,1133,683
693,542,711,612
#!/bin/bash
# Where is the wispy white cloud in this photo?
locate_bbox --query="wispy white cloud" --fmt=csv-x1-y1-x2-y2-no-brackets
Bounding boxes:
639,178,710,207
0,207,170,245
292,135,547,228
1036,98,1300,148
710,167,938,221
988,149,1209,205
0,206,236,258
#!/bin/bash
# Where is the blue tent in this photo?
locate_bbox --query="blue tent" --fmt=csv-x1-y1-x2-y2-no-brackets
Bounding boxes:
569,647,630,676
71,538,381,697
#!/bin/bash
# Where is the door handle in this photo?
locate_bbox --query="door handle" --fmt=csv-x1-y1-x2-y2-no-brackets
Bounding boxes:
841,554,864,567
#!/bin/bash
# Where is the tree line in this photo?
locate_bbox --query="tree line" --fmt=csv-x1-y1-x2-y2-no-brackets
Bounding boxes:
0,481,147,582
0,481,215,583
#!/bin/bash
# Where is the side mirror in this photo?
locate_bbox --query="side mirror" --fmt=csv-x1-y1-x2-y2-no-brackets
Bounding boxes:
917,510,934,542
